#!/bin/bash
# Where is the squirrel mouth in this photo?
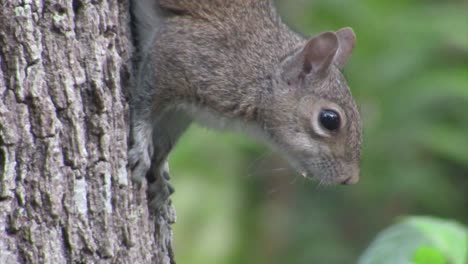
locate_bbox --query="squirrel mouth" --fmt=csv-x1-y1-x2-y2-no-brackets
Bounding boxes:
340,176,354,185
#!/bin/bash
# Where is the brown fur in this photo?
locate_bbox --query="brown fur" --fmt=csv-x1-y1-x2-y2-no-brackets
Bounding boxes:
157,0,271,18
130,0,362,210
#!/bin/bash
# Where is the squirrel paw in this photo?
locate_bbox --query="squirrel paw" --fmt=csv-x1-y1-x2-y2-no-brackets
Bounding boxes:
147,161,175,211
129,142,153,183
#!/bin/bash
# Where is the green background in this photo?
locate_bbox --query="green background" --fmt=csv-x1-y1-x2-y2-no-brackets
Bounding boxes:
169,0,468,263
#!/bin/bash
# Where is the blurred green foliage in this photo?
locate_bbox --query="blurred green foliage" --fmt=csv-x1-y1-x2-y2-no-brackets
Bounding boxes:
169,0,468,263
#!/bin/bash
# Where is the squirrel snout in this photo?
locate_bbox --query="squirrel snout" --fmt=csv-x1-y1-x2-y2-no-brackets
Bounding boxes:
341,175,359,185
340,164,360,185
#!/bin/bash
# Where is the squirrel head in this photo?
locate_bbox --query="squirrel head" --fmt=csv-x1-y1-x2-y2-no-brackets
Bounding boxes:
262,28,361,185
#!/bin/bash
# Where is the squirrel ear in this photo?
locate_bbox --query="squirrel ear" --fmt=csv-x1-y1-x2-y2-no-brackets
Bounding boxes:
280,32,338,83
301,31,339,75
334,27,355,69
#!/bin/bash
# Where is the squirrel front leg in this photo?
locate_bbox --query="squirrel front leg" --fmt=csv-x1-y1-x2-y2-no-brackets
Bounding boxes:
147,108,191,210
129,89,192,211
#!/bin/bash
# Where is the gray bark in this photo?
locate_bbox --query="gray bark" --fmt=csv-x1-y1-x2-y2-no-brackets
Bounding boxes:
0,0,175,263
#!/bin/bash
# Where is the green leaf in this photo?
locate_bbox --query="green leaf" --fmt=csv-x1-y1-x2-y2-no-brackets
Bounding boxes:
407,217,468,264
413,246,446,264
358,216,468,264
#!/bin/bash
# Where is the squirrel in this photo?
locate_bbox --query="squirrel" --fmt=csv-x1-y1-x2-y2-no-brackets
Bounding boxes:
129,0,362,210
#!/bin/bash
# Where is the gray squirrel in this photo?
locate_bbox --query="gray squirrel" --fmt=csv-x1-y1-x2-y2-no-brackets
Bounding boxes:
129,0,362,209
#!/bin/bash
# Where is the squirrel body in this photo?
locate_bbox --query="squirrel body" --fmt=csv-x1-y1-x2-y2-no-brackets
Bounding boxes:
130,0,362,209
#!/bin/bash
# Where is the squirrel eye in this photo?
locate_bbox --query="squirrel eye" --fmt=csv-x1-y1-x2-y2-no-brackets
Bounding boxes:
319,109,341,131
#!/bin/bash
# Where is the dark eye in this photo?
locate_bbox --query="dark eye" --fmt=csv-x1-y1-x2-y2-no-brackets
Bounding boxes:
319,109,341,131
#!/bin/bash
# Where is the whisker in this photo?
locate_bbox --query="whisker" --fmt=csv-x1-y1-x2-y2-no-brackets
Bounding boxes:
316,178,325,190
288,174,300,185
245,151,273,177
246,167,289,178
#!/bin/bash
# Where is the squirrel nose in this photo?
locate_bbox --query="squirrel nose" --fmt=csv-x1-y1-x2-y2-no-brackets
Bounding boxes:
341,175,359,185
340,164,360,185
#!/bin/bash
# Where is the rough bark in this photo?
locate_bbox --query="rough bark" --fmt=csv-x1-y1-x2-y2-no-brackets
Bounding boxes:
0,0,175,263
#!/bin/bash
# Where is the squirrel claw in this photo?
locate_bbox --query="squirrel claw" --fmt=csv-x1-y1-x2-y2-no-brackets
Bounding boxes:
147,161,174,212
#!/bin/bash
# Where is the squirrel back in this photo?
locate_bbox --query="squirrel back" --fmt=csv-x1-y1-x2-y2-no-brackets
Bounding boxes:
156,0,271,17
133,0,285,50
132,0,304,117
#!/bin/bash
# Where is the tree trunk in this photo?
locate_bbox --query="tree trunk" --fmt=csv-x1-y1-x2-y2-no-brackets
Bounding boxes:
0,0,175,263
